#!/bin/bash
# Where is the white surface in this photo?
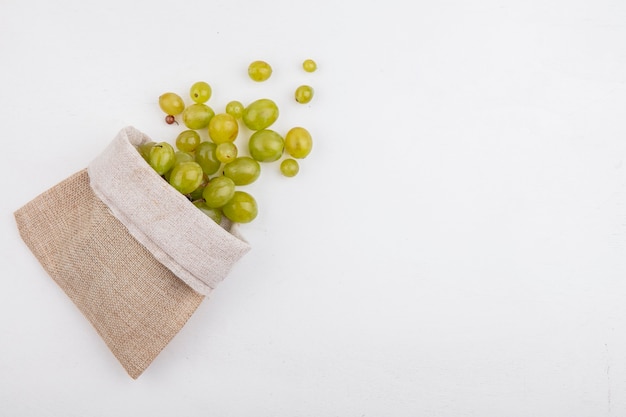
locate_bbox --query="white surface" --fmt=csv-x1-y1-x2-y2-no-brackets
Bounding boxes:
1,0,626,415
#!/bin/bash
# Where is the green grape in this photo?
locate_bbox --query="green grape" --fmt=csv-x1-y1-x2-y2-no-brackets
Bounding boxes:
242,98,279,131
223,156,261,185
174,151,195,164
159,92,185,115
249,129,284,162
176,130,201,152
190,81,212,104
302,59,317,72
280,159,299,177
208,113,239,144
225,100,244,119
138,141,156,161
164,151,195,181
193,201,222,224
168,161,204,194
295,85,314,104
182,103,215,130
222,191,258,223
148,142,176,175
203,176,236,208
284,127,313,158
216,142,238,163
195,141,221,175
189,184,206,201
248,60,272,82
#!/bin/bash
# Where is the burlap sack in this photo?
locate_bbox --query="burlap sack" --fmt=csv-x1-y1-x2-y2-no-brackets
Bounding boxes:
14,126,250,379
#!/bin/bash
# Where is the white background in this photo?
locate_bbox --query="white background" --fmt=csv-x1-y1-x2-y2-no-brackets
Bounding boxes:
2,0,626,415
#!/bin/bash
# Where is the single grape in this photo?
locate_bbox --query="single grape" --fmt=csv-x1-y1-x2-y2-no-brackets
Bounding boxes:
176,130,201,152
302,59,317,72
222,191,258,223
189,184,206,201
159,92,185,115
284,127,313,158
193,201,223,224
216,142,238,163
223,156,261,185
148,142,176,175
242,98,279,131
203,176,236,208
169,161,204,194
249,129,284,162
295,85,314,104
195,141,221,175
182,103,215,130
225,100,244,119
190,81,212,104
165,115,177,125
208,113,239,144
280,159,299,177
248,60,272,82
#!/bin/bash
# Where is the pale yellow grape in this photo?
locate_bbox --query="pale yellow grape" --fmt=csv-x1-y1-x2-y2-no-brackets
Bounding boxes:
280,159,299,177
208,113,239,144
225,100,244,119
295,85,314,104
248,60,272,82
284,127,312,158
190,81,212,104
302,59,317,72
159,92,185,115
216,142,238,163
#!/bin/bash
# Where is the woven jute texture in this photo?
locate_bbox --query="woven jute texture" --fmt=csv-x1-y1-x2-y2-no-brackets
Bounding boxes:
14,169,205,379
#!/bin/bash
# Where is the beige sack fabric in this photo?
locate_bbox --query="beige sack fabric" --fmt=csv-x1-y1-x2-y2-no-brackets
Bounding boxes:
14,127,250,379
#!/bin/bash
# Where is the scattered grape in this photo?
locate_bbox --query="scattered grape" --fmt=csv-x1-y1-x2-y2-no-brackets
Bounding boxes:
182,103,215,130
242,98,279,131
284,127,313,159
249,129,284,162
248,60,272,82
195,142,221,175
190,81,212,104
159,92,185,115
222,191,258,223
169,161,204,194
223,156,261,185
208,113,239,144
302,59,317,72
148,142,176,175
216,142,238,163
295,85,314,104
225,100,244,119
152,62,317,224
280,159,299,177
175,130,201,152
203,176,236,208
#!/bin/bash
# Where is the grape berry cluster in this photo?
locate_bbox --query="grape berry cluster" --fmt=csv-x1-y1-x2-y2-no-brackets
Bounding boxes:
138,59,317,225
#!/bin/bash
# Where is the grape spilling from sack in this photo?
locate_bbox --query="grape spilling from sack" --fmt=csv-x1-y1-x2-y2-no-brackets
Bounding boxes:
138,59,316,225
